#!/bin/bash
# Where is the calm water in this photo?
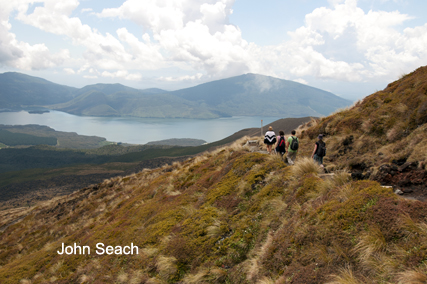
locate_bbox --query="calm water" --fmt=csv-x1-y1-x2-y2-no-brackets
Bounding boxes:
0,111,280,144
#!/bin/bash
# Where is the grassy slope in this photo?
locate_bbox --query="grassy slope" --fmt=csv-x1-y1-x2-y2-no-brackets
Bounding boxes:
297,66,427,173
1,67,427,283
0,138,426,283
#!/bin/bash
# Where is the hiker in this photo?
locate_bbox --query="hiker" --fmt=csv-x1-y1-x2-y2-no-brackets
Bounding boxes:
264,126,276,154
312,134,326,167
275,130,286,157
286,130,299,165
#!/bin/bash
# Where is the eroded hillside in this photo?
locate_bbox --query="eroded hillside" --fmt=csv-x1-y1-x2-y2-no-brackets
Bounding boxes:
0,136,427,283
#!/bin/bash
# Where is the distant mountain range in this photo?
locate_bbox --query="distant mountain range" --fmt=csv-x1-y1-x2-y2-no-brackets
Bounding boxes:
0,72,352,118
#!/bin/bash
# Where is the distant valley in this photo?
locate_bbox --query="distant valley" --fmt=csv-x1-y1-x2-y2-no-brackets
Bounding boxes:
0,72,352,118
0,117,312,209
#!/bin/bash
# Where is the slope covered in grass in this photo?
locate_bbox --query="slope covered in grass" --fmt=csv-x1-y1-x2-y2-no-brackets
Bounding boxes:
1,66,427,283
0,137,426,283
300,65,427,171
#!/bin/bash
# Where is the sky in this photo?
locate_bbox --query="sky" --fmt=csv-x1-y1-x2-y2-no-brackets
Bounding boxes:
1,0,427,101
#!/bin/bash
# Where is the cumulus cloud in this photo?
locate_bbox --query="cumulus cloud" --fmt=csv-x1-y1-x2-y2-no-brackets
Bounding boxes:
1,0,427,88
64,67,75,74
98,0,248,79
257,0,424,83
0,1,70,70
0,0,163,78
158,73,203,82
102,70,142,81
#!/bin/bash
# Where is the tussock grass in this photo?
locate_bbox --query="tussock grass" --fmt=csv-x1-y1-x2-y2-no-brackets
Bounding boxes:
396,265,427,284
353,226,387,263
79,274,93,283
245,232,274,281
165,183,181,196
327,265,364,284
291,157,323,177
399,214,427,237
49,260,63,274
142,247,159,258
319,170,352,200
206,219,221,238
256,276,275,284
267,151,285,163
156,255,177,280
129,270,147,284
182,268,209,283
117,270,129,283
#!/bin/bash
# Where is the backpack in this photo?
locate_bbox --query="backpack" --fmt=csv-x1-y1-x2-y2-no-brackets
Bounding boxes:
290,137,299,151
276,137,286,154
278,137,285,147
316,142,326,157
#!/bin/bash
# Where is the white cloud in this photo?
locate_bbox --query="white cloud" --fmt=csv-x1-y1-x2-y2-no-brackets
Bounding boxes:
4,0,166,76
293,78,308,85
0,0,426,95
259,0,422,82
102,70,142,81
159,73,203,82
0,1,70,70
64,67,75,74
98,0,246,79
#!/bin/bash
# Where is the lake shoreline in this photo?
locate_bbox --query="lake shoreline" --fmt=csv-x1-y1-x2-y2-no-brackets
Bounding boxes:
0,110,280,145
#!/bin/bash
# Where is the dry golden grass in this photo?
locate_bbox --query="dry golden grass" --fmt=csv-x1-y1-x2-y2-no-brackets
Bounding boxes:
353,226,387,263
117,270,129,283
49,260,63,274
129,270,146,284
141,247,159,258
399,213,427,238
79,274,93,283
291,157,323,177
156,255,177,280
206,219,221,238
327,265,364,284
396,265,427,284
256,276,275,284
318,170,352,200
146,277,163,284
266,151,286,163
164,183,181,196
182,268,209,283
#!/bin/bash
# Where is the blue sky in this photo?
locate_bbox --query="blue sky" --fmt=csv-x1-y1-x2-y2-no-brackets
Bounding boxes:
1,0,426,100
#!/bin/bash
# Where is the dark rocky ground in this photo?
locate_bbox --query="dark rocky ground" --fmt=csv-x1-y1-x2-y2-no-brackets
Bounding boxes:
371,161,427,201
349,159,427,202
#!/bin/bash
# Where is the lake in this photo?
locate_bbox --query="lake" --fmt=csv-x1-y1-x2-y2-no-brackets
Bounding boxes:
0,111,280,144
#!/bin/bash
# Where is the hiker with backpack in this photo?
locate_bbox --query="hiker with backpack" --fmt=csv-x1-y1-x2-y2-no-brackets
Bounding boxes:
275,130,286,157
286,130,299,165
264,126,276,154
312,134,326,167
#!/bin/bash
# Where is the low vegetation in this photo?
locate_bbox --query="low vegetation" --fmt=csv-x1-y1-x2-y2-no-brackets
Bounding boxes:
0,135,426,283
0,129,57,146
0,125,108,149
0,66,426,283
299,66,427,174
